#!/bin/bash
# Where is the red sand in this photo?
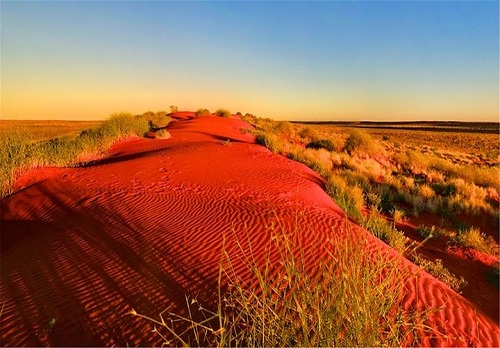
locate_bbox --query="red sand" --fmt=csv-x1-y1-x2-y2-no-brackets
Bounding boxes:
1,113,499,346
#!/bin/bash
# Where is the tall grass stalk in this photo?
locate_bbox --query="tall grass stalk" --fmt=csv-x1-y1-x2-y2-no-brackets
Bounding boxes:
132,220,434,346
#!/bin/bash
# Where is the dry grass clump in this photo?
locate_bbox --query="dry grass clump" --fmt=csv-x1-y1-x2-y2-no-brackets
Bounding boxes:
196,108,211,117
416,225,441,240
288,148,332,177
391,208,405,227
306,139,337,152
273,121,296,138
452,227,499,256
298,126,319,141
141,110,170,127
215,109,232,118
362,208,408,254
343,130,380,155
133,221,432,346
411,256,467,292
325,174,364,222
254,132,284,154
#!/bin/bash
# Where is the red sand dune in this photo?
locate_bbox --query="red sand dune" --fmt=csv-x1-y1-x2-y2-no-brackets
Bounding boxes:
1,114,499,346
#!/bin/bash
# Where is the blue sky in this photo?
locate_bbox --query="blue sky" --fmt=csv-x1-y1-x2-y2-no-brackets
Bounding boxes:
2,1,498,121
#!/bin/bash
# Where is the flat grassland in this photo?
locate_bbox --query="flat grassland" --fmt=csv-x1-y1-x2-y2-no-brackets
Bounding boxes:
296,121,500,162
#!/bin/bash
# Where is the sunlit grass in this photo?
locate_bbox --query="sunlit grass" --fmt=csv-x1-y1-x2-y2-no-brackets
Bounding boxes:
132,220,435,346
0,112,170,198
247,114,499,292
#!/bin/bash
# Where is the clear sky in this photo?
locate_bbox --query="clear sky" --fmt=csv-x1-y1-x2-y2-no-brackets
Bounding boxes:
1,1,498,121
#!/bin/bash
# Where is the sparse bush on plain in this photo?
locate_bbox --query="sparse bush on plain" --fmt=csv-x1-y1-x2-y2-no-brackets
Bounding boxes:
343,130,379,155
215,108,232,118
298,126,319,141
273,121,295,138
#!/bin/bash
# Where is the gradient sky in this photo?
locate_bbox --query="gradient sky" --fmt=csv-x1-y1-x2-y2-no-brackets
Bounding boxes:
1,1,498,121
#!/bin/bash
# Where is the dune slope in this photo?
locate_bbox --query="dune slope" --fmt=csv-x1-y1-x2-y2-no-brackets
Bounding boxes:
1,114,499,346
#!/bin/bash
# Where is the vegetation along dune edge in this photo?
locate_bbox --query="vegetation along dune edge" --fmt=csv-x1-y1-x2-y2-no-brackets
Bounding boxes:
0,110,499,346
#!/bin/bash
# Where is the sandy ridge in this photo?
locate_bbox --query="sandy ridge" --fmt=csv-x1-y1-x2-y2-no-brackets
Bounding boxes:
1,113,498,346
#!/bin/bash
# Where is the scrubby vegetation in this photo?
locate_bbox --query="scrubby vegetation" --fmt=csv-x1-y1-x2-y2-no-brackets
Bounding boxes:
452,227,499,255
411,256,467,292
0,111,171,198
242,113,500,291
416,225,441,240
133,222,433,346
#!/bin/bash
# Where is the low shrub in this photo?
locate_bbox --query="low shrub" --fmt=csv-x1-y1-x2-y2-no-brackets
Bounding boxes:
378,185,396,213
215,109,232,118
416,225,440,240
362,211,407,254
195,108,211,117
486,263,499,289
452,227,499,256
412,256,467,292
306,139,336,151
298,126,319,141
343,130,379,155
431,182,457,197
273,121,296,138
255,132,283,154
